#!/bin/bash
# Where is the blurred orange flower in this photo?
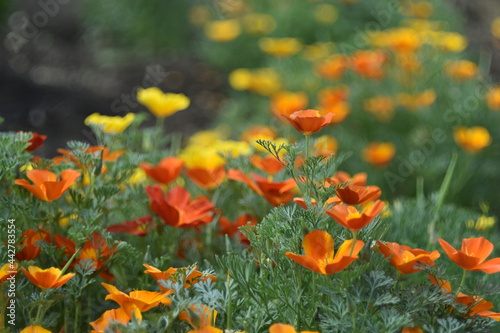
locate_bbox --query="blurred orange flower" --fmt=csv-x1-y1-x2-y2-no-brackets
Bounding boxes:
26,132,47,152
250,155,284,175
15,169,80,201
281,109,334,135
453,126,491,154
22,266,75,290
444,60,478,81
269,323,319,333
228,169,297,206
20,326,51,333
397,90,436,111
363,96,395,122
362,142,396,168
186,166,227,190
401,327,424,333
487,87,500,110
313,135,338,156
90,305,142,333
316,55,348,80
350,49,387,80
336,184,381,205
271,91,309,117
16,229,50,261
377,241,440,274
106,215,154,237
218,214,258,245
438,237,500,273
325,171,367,187
140,156,184,185
325,200,385,231
0,263,18,284
146,185,215,228
285,230,364,275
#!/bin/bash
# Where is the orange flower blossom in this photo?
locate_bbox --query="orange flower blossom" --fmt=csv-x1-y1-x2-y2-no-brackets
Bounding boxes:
281,109,334,135
325,200,385,232
22,266,75,290
140,156,184,185
14,169,80,201
438,237,500,273
336,184,381,205
377,241,440,274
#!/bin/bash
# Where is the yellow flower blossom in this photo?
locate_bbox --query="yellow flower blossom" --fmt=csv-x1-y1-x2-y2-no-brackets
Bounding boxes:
466,216,496,231
243,13,276,35
444,60,478,81
229,68,281,96
188,128,229,147
486,87,500,111
401,1,434,19
84,113,135,134
204,19,241,42
396,90,436,111
433,32,467,52
453,126,492,154
214,140,251,158
301,42,335,61
127,168,147,185
259,37,302,58
179,145,226,170
137,87,190,118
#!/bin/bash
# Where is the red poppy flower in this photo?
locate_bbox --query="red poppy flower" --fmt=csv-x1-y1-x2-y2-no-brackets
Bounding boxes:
185,166,226,190
106,215,154,236
26,132,47,152
146,185,215,228
281,109,334,135
377,241,440,274
285,230,364,275
140,156,184,185
325,200,385,231
438,237,500,273
218,214,258,245
336,184,381,205
15,169,81,201
228,169,296,206
16,229,50,261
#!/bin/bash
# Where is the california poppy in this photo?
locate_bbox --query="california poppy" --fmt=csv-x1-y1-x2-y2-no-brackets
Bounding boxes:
185,166,226,190
20,326,51,333
90,305,142,333
102,282,171,313
0,263,17,284
453,126,492,154
325,200,385,231
218,214,258,245
140,156,184,185
362,142,396,168
227,169,296,206
336,184,381,205
325,171,367,187
270,91,308,117
16,229,50,261
250,155,284,175
85,113,135,134
143,264,216,292
350,49,386,80
137,87,190,118
15,169,80,201
377,241,440,274
26,132,47,152
179,304,217,329
438,237,500,273
269,323,319,333
281,109,334,135
146,185,215,228
22,266,75,290
76,232,117,281
285,230,364,275
106,215,155,236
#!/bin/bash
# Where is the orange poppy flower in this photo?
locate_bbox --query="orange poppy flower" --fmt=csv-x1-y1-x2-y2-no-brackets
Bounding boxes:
22,266,75,290
281,109,334,135
16,229,50,261
26,132,47,152
444,60,478,81
325,171,367,187
453,126,492,154
15,169,80,201
90,305,142,333
227,169,296,206
102,282,172,314
313,135,338,156
185,166,226,190
285,230,364,275
438,237,500,273
250,155,284,175
350,49,387,80
401,328,423,333
218,214,258,245
143,264,217,292
269,323,319,333
271,91,309,117
146,185,215,228
187,326,223,333
53,233,77,258
0,263,18,284
336,184,381,205
362,142,396,168
363,96,395,122
75,232,116,281
293,196,341,210
140,156,184,185
377,241,440,274
487,87,500,111
20,326,51,333
179,304,217,329
318,86,349,107
106,215,155,236
325,200,385,231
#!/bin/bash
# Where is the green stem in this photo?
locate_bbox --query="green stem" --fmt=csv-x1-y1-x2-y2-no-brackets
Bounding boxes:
304,134,310,197
226,271,232,331
455,269,468,298
349,231,358,257
35,290,46,324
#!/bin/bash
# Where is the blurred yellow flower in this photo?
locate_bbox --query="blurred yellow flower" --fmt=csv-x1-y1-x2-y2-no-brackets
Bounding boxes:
301,42,335,61
229,68,281,95
188,129,228,147
401,1,434,19
217,0,247,15
313,135,338,156
434,32,467,52
444,60,478,81
259,37,302,58
370,28,423,53
180,145,226,170
188,5,211,27
491,17,500,39
84,113,135,134
314,4,339,24
486,87,500,111
137,87,190,118
466,215,496,231
243,13,276,35
204,19,241,42
127,168,147,185
215,140,251,158
453,126,492,154
363,96,395,122
397,90,436,111
362,142,396,168
271,91,309,117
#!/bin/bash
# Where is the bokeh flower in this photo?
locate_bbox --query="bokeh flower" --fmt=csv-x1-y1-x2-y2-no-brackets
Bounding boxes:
140,156,184,185
453,126,492,154
26,132,47,152
204,19,241,42
444,60,478,81
271,91,309,117
84,113,135,134
362,142,396,168
137,87,190,118
259,37,302,58
15,169,80,201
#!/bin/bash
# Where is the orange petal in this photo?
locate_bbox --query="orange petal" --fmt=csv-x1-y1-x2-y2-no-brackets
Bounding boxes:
302,230,334,262
27,169,57,186
269,323,297,333
285,252,324,274
474,258,500,273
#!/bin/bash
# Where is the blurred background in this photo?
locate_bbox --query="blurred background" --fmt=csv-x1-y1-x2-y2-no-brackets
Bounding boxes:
1,0,499,155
